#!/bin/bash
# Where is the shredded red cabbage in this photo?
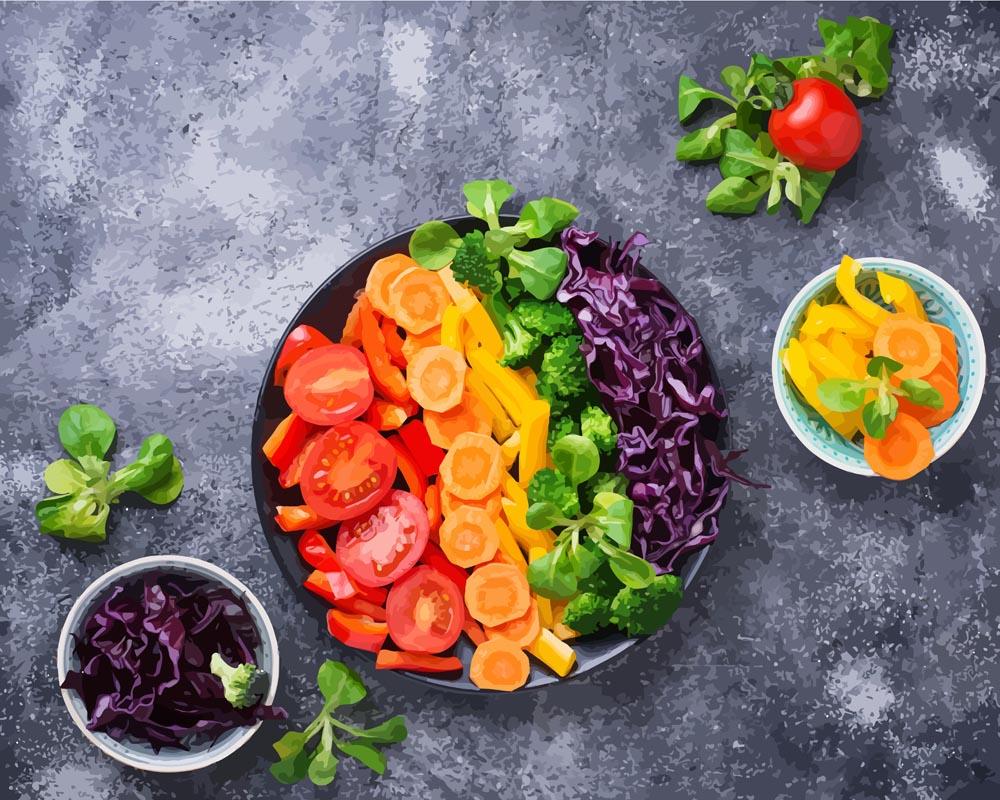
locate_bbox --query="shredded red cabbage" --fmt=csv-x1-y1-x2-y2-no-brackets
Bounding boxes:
559,226,763,573
61,571,285,751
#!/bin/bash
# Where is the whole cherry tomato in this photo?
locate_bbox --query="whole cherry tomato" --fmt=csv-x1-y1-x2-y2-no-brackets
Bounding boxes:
768,78,862,172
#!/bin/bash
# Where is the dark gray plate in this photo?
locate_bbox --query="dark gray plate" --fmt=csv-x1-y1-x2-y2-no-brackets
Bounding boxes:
250,216,726,692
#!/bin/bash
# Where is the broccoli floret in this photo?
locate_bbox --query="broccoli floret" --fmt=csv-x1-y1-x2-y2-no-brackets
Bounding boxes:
581,471,629,512
580,405,618,454
562,591,613,635
526,468,580,518
451,231,501,294
610,574,684,636
210,652,261,709
578,561,621,597
539,336,589,398
547,414,579,449
499,316,542,368
514,300,578,336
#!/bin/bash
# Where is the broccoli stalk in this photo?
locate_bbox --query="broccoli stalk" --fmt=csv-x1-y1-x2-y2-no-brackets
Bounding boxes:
610,574,683,636
210,652,261,709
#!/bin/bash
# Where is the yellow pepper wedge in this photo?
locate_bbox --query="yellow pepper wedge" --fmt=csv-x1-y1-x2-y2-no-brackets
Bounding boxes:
516,366,537,388
500,496,555,552
518,399,550,489
800,301,876,340
835,255,891,326
467,346,535,425
500,430,520,469
465,370,515,441
527,628,577,677
877,272,927,320
823,331,868,378
781,338,859,438
549,602,579,641
799,337,857,380
495,518,528,572
439,267,505,359
528,547,554,628
440,304,464,350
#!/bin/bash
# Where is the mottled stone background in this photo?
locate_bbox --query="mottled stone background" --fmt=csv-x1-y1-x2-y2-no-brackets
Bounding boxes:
1,2,998,798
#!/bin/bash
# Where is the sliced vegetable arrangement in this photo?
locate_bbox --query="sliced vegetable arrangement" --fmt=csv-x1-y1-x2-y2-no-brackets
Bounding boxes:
676,15,894,222
261,179,757,689
781,256,963,480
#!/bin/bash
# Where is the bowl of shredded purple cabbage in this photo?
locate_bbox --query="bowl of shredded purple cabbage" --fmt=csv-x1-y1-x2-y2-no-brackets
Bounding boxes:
58,555,284,772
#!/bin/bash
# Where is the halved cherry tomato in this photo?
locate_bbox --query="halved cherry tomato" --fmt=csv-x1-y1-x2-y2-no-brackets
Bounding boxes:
385,565,464,654
326,608,388,652
284,344,374,426
336,490,429,587
301,421,397,521
263,413,316,471
274,325,335,386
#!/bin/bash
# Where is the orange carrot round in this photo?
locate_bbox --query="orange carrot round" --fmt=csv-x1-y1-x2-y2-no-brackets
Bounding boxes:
484,599,540,648
388,267,450,334
401,326,442,363
439,506,499,568
424,391,492,448
928,322,959,374
897,364,960,428
464,562,530,627
366,254,416,318
872,316,941,379
864,412,934,480
469,638,530,691
440,487,502,519
406,345,467,412
438,432,503,500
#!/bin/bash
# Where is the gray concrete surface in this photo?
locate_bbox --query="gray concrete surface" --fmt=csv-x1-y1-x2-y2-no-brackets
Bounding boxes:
2,3,998,798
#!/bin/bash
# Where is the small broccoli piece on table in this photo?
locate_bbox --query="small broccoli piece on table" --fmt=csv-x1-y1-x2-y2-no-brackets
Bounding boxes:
562,591,614,635
527,467,580,518
451,231,502,295
499,316,542,368
547,414,579,449
580,405,618,453
539,335,589,398
514,300,578,336
610,573,683,636
580,471,629,512
210,652,261,709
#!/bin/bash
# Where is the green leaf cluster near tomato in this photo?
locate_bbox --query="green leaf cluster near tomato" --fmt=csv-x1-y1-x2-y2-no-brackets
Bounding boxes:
35,404,184,542
408,179,579,300
676,15,894,222
270,660,407,787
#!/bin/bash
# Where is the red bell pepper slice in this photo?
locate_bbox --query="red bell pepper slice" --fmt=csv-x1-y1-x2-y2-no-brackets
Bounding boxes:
341,298,363,348
380,317,407,369
326,608,388,652
297,530,341,572
278,430,323,489
364,399,413,431
425,484,441,539
303,567,356,601
375,650,462,673
303,571,387,619
274,324,334,386
461,617,486,646
275,505,335,533
386,434,426,502
419,540,468,592
263,413,316,471
398,420,445,476
358,295,410,404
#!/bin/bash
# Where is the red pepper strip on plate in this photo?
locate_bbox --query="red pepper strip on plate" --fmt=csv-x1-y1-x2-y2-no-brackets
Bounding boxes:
274,325,335,386
297,530,341,571
375,650,463,673
326,608,388,652
398,419,446,477
419,540,467,592
341,296,364,348
262,414,316,471
279,430,323,488
380,317,408,369
304,568,388,607
365,398,413,431
275,505,335,533
358,294,410,404
303,565,357,602
461,617,486,646
386,435,427,502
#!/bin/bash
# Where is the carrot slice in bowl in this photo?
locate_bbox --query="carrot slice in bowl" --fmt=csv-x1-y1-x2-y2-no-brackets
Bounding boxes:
864,412,934,480
464,562,530,627
872,316,942,379
388,267,450,334
439,506,500,568
469,638,530,692
406,345,467,412
928,322,959,374
484,598,540,648
366,253,416,317
424,391,492,448
896,365,960,428
439,432,503,500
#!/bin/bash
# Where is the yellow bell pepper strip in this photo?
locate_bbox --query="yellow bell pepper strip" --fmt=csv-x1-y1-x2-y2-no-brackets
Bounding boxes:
824,331,868,378
799,337,857,380
877,272,927,320
518,400,550,489
836,255,891,326
550,601,579,641
527,628,577,677
516,366,538,388
528,547,554,628
501,475,555,550
799,301,876,340
500,430,520,469
781,338,858,438
465,370,516,441
495,518,528,572
440,304,464,350
467,346,536,425
438,268,504,359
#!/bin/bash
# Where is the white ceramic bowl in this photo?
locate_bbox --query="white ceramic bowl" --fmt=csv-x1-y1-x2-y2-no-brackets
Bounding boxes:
772,257,987,476
57,555,279,772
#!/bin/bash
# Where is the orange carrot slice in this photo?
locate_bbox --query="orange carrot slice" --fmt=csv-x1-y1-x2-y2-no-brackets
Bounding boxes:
469,638,530,691
406,345,467,412
464,562,530,627
388,267,450,335
401,326,442,363
440,487,502,519
438,432,503,500
897,363,960,428
366,254,416,317
439,506,500,568
872,316,942,379
864,412,934,480
424,391,492,448
928,322,959,374
484,599,540,648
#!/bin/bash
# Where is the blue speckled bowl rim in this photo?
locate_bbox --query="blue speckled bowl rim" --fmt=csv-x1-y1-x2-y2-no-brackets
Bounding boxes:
771,257,986,476
57,555,280,772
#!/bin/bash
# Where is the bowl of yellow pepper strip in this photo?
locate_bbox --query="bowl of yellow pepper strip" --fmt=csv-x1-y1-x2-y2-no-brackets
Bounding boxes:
772,256,985,479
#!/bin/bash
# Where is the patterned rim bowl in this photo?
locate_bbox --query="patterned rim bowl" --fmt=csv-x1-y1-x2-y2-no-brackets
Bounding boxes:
771,257,986,476
57,555,280,772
